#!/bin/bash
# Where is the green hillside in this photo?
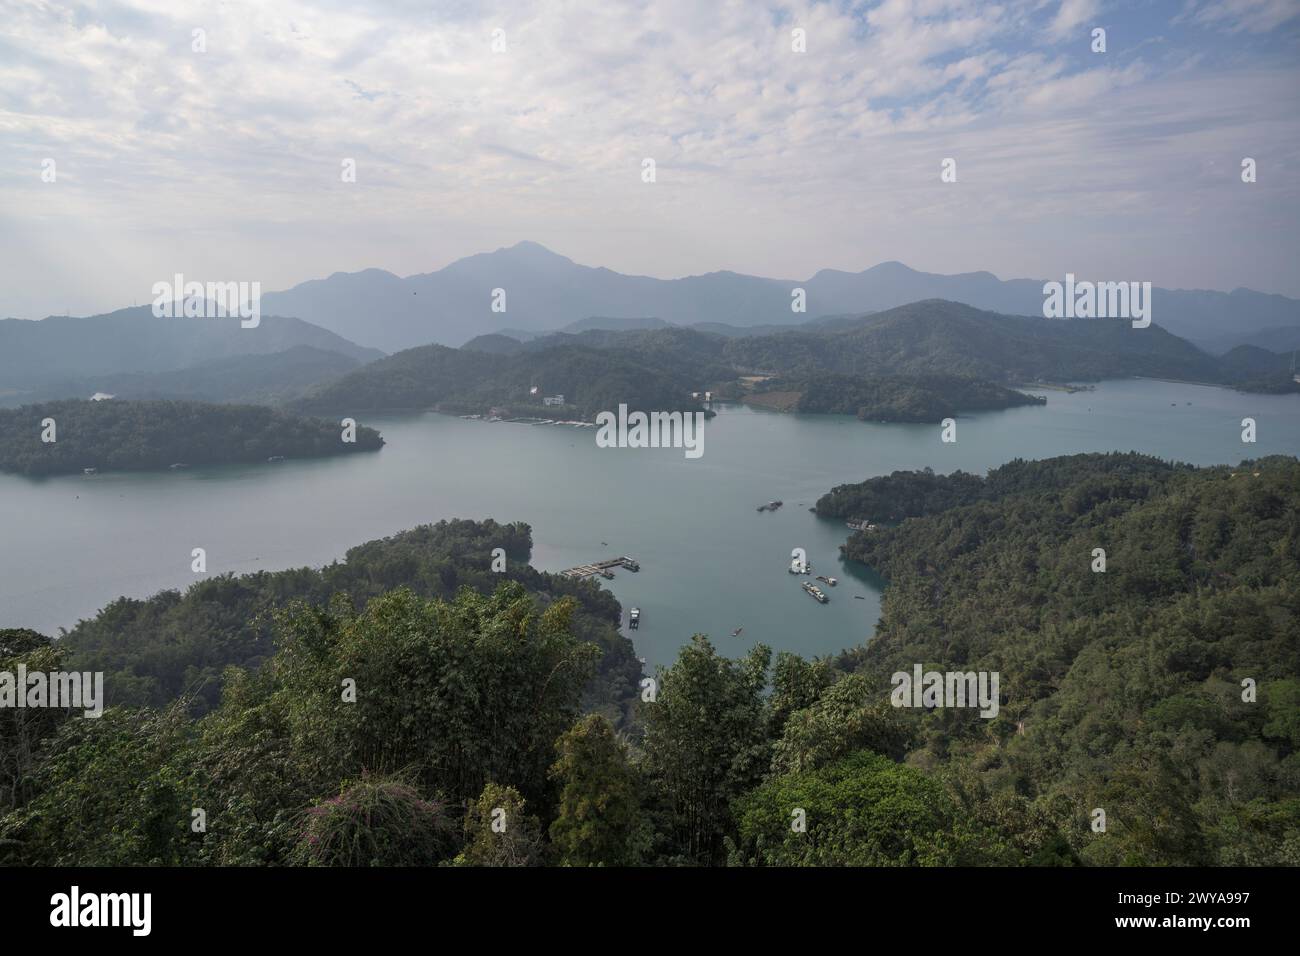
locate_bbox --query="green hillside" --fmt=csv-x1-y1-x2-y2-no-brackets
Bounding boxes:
0,399,383,476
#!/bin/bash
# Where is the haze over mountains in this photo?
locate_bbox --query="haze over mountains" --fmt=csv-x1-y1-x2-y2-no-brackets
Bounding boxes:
0,307,383,407
294,300,1299,426
6,246,1298,412
261,241,1300,353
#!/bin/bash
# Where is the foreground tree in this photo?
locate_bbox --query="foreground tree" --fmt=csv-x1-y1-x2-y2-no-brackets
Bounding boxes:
0,629,70,815
271,583,598,807
549,714,648,866
642,636,771,864
0,705,199,866
458,783,545,867
731,750,1013,866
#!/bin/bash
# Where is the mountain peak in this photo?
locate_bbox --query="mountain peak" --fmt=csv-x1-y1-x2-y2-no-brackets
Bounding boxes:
864,260,919,275
498,240,570,262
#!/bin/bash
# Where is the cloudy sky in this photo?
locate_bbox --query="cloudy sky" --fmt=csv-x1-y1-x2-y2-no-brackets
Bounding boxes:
2,0,1299,318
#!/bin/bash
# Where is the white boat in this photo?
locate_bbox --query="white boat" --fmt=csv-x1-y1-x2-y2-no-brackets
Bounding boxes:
802,581,829,604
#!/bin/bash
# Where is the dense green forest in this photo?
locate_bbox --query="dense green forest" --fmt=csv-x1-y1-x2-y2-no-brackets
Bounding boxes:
0,399,383,476
292,342,715,421
718,300,1268,386
292,298,1277,427
749,373,1045,422
53,519,640,724
833,452,1300,865
511,301,1255,385
815,453,1193,523
2,456,1295,866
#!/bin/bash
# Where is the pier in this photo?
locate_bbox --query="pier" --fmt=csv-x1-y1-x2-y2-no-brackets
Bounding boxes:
559,555,641,580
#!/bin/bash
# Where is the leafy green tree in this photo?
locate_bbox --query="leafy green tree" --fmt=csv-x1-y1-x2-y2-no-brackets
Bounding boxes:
642,636,771,864
0,630,70,813
549,714,648,866
732,751,1012,866
270,583,598,807
770,674,910,775
0,705,200,866
1262,679,1300,748
768,652,834,737
458,783,545,867
1079,751,1210,866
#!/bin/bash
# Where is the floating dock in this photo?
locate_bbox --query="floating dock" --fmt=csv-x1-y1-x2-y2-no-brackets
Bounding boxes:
560,555,641,580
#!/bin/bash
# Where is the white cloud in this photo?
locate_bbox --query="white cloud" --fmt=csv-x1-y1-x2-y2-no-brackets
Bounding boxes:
1180,0,1300,34
0,0,1298,316
1048,0,1101,40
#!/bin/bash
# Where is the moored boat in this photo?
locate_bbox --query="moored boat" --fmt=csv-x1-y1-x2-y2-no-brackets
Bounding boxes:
802,581,828,603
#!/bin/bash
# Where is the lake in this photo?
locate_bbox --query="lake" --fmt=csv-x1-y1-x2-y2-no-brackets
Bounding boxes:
1,378,1297,670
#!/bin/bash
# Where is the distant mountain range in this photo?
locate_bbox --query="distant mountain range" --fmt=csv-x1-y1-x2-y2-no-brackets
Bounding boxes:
293,300,1299,425
1197,325,1300,357
503,300,1296,388
7,249,1296,412
0,307,382,407
260,241,1300,352
2,346,367,409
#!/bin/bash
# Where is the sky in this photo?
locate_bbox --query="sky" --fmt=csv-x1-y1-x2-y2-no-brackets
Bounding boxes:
1,0,1299,318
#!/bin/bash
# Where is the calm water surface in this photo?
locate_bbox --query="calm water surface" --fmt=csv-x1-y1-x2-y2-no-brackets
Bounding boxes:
1,379,1296,669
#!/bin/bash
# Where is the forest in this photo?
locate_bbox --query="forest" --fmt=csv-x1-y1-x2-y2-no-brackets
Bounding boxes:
291,341,715,421
749,373,1045,423
48,519,640,723
0,399,384,476
1,455,1296,866
833,452,1300,865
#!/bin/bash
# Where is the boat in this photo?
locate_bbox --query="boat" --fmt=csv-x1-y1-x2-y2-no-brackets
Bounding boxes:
731,626,743,637
82,467,97,476
816,575,837,586
802,581,829,603
845,519,877,532
267,455,286,463
600,569,615,579
629,607,641,629
620,556,640,571
788,558,811,574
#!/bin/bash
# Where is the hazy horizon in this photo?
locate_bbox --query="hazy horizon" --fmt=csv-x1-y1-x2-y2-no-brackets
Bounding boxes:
3,0,1300,319
10,237,1300,323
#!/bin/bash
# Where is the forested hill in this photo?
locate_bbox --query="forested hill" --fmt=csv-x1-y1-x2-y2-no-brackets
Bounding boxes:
815,452,1190,522
472,301,1293,407
290,298,1286,428
0,307,382,389
831,452,1300,865
1,345,366,409
747,373,1045,422
0,399,383,476
291,341,716,420
721,300,1235,383
53,518,640,723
